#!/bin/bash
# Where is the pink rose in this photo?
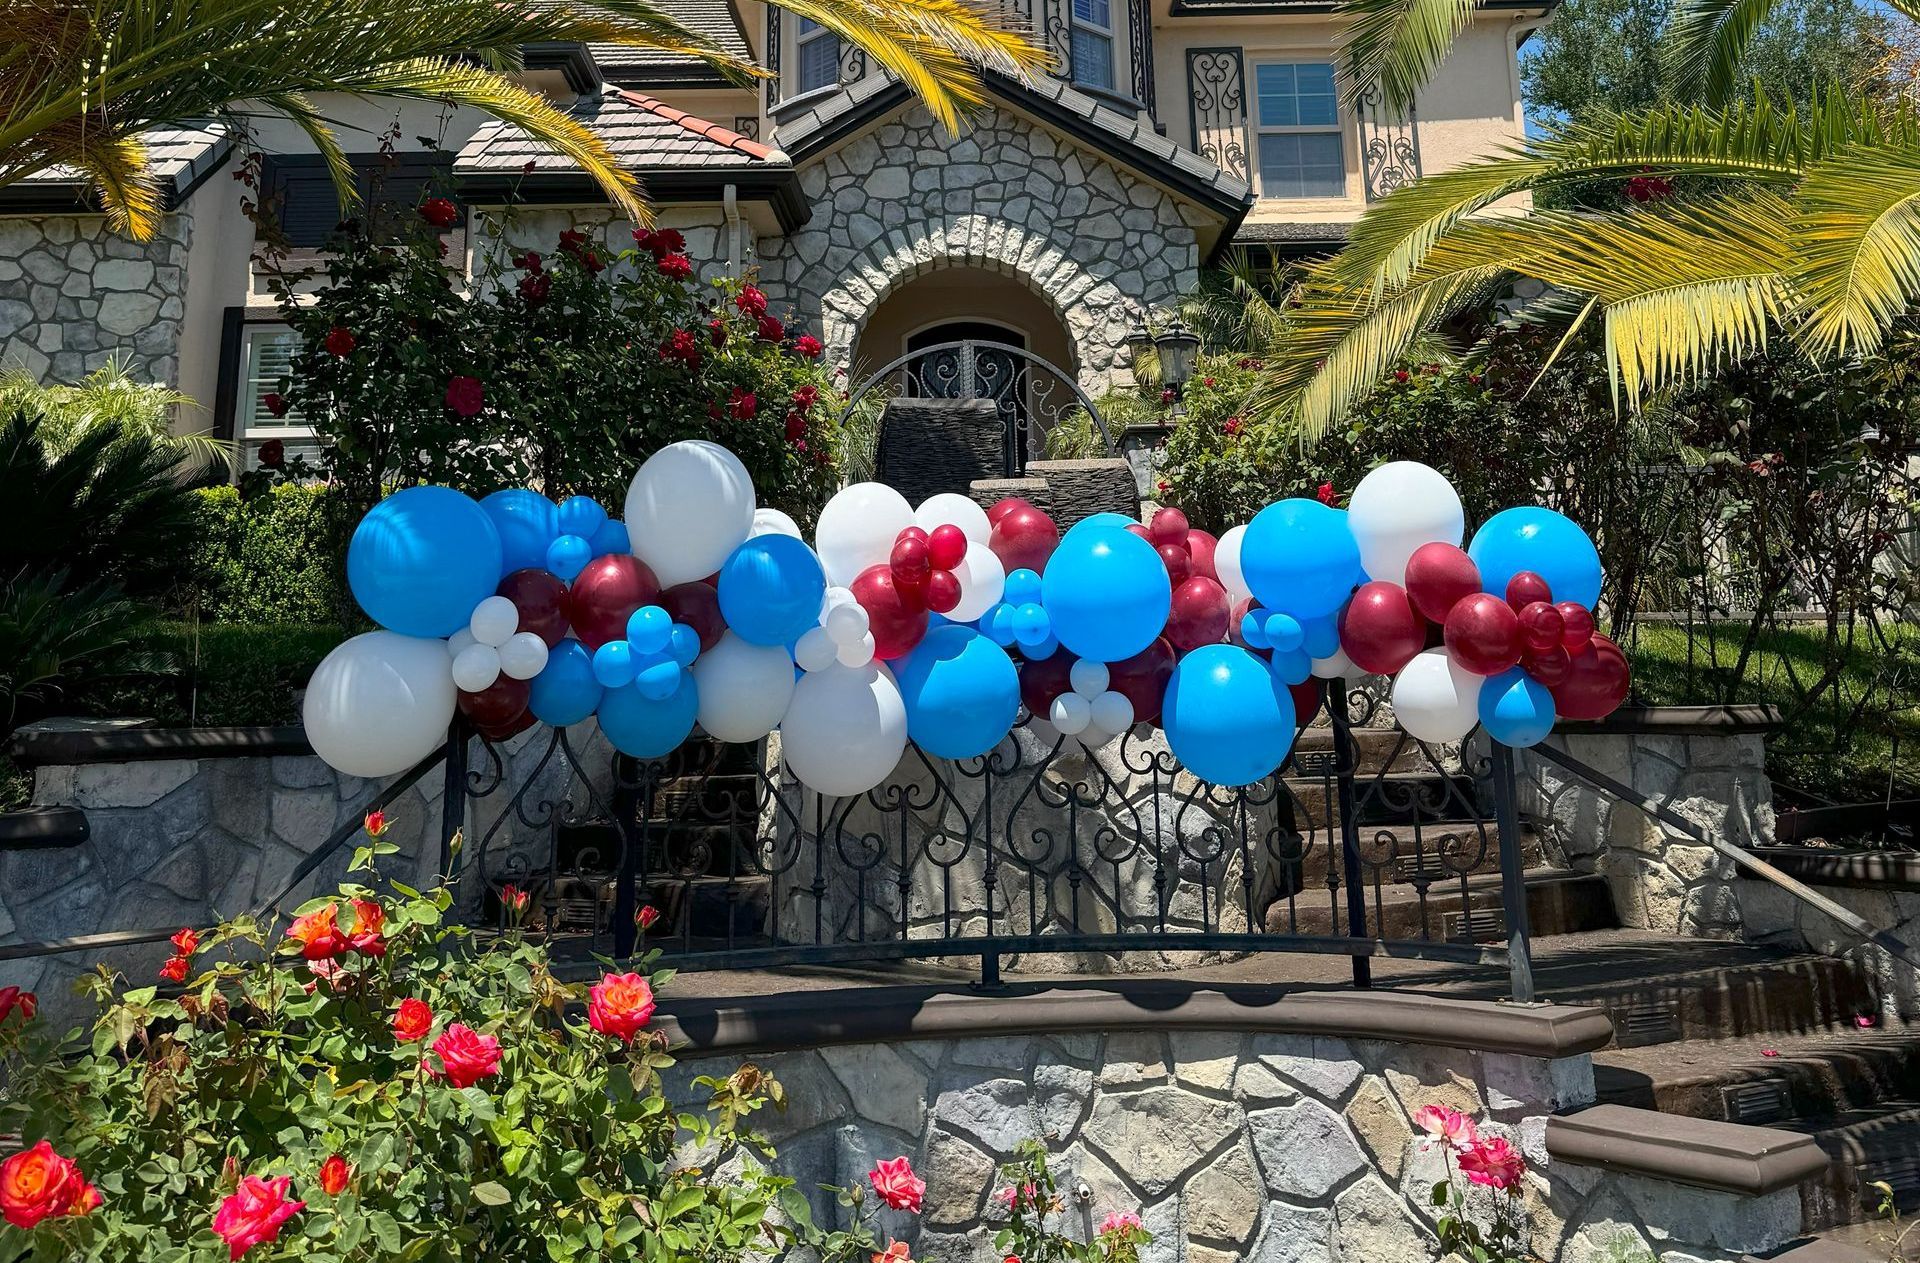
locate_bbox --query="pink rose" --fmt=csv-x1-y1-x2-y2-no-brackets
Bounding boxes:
1411,1104,1478,1152
587,973,656,1042
867,1156,924,1213
1458,1136,1525,1190
429,1023,503,1088
1099,1211,1142,1235
212,1175,304,1259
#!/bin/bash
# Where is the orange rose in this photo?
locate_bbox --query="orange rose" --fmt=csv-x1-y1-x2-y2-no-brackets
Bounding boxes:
392,997,433,1042
349,899,386,957
286,904,351,960
0,1141,95,1229
587,973,656,1043
317,1155,352,1197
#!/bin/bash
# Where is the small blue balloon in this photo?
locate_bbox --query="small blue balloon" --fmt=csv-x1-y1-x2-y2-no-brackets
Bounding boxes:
598,672,698,759
481,489,559,576
1263,613,1304,653
347,486,503,638
1041,525,1171,663
1163,644,1297,787
590,518,630,558
1025,631,1060,660
669,624,700,667
1242,499,1364,620
718,534,828,648
635,657,683,702
592,640,638,688
894,624,1021,760
1301,613,1342,661
546,534,592,582
1270,646,1313,686
983,603,1018,647
627,605,673,653
1240,611,1271,650
557,495,608,540
1011,603,1051,648
1004,568,1044,606
528,639,602,727
1469,507,1603,610
1480,666,1557,747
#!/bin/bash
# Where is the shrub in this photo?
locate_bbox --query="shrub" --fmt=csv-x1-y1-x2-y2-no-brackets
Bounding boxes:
82,622,342,728
181,486,354,627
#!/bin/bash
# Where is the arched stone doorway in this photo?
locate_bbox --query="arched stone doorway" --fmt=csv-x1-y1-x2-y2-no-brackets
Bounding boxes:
851,265,1077,385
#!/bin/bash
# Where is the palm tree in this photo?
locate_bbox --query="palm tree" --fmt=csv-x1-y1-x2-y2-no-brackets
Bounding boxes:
0,0,1051,242
0,354,230,468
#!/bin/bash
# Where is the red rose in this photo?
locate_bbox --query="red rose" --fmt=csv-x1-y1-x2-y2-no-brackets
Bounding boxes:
658,253,694,281
418,197,459,228
429,1023,502,1088
1,1141,96,1230
212,1175,304,1260
650,227,686,255
785,412,807,442
707,316,728,346
558,228,588,255
583,250,605,274
0,987,35,1023
792,384,820,412
735,285,767,317
868,1157,925,1213
1625,173,1673,202
1159,388,1175,404
286,904,351,961
364,810,390,839
635,904,660,932
1316,481,1336,505
512,250,543,273
444,375,485,418
349,898,386,957
317,1155,352,1197
727,388,758,421
631,228,656,251
664,329,701,366
1393,369,1410,382
587,972,656,1042
518,272,551,307
1203,376,1216,387
323,327,355,357
257,438,285,468
261,392,289,419
757,314,784,343
1223,416,1242,436
502,885,531,917
392,997,433,1042
159,954,190,982
794,334,823,358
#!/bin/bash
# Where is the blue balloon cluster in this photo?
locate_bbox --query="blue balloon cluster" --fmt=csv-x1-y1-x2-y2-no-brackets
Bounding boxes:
1237,607,1340,687
980,569,1058,658
591,605,702,696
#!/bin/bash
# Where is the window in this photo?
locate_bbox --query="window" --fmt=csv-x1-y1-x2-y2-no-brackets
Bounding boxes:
261,154,455,248
1252,62,1345,199
238,324,302,435
796,17,840,93
1069,0,1115,91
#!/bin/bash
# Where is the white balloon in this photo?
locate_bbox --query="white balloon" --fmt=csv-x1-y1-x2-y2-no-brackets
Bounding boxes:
1391,648,1486,744
1026,715,1061,746
779,661,909,797
947,542,1005,624
1311,648,1356,680
794,626,839,673
626,440,757,587
1216,525,1251,603
1077,722,1120,750
304,631,458,778
836,632,877,667
1050,692,1092,735
1347,461,1465,587
452,642,503,692
824,599,871,646
914,493,993,544
1070,658,1111,698
750,506,803,539
1089,689,1134,733
693,632,798,743
498,631,550,681
468,596,519,648
814,482,914,588
447,627,478,660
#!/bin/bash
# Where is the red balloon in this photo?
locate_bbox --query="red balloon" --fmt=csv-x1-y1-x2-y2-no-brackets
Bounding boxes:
1157,542,1193,586
850,564,928,660
989,502,1060,576
890,531,933,593
1551,634,1631,720
1287,678,1324,726
498,568,570,647
987,497,1031,526
1339,581,1427,676
1444,592,1523,676
1507,570,1553,610
1186,529,1219,582
1166,576,1230,651
1405,542,1482,625
459,675,531,731
1518,601,1564,654
1125,523,1151,540
1557,602,1595,651
1019,650,1078,719
1524,644,1573,688
928,524,969,571
566,554,659,649
1149,506,1190,547
476,709,538,742
925,569,962,614
1108,638,1175,725
660,581,725,652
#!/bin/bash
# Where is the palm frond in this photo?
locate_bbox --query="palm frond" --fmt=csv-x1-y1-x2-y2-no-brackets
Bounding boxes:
71,132,163,240
1336,0,1477,116
1790,144,1920,357
259,91,358,218
1658,0,1776,108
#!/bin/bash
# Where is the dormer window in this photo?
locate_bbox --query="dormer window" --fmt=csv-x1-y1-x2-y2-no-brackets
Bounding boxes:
1069,0,1115,92
796,17,841,92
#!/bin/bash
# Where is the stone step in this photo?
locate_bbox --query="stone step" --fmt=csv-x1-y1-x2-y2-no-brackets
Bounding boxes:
1794,1102,1920,1231
1269,820,1547,894
1594,1031,1920,1125
1280,771,1483,829
1286,727,1432,778
1262,867,1615,942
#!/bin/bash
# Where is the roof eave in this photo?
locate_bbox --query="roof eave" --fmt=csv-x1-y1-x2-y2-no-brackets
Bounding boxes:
454,167,811,232
0,131,233,215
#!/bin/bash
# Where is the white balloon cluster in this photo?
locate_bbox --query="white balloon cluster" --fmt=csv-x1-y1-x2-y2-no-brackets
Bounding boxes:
795,587,876,671
448,594,550,692
1048,657,1136,750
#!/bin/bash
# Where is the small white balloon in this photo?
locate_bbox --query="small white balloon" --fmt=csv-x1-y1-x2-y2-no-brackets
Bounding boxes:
1391,648,1486,743
498,631,550,681
1070,658,1111,699
1216,524,1251,603
913,492,993,544
794,625,839,673
1026,714,1061,746
1089,689,1134,734
750,506,803,539
814,482,915,588
447,627,478,660
693,631,798,743
1311,648,1355,680
824,599,871,646
452,642,502,692
1347,461,1466,587
1051,692,1093,735
468,596,519,648
947,541,1006,624
836,631,877,667
1077,722,1120,750
304,631,457,778
822,585,858,614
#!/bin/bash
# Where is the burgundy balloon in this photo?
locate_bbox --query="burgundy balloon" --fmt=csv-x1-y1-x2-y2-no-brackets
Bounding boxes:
498,568,570,647
850,564,929,660
1557,601,1596,651
1287,678,1324,727
1166,576,1231,651
890,530,933,593
1107,638,1175,725
1019,650,1078,720
987,497,1031,527
1157,542,1193,587
988,502,1060,576
1186,529,1219,582
1523,644,1573,688
660,581,725,652
1443,592,1523,676
565,554,659,649
1125,523,1151,541
1339,581,1427,676
1551,634,1631,720
1149,506,1190,547
1506,570,1554,611
1404,542,1482,625
925,568,962,615
928,524,969,571
1517,600,1565,654
459,675,531,731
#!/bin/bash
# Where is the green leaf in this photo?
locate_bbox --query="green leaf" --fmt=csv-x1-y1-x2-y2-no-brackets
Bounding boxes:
471,1181,512,1207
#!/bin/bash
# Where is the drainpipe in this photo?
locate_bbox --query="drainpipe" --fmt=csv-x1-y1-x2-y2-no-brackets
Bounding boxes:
723,183,742,271
1507,18,1548,136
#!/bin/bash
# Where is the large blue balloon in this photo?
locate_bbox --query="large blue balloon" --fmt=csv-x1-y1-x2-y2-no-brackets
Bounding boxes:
557,494,608,540
528,639,602,726
1479,666,1557,748
1241,499,1364,620
894,624,1021,759
1163,644,1297,787
481,489,559,576
1468,507,1603,610
347,487,503,638
598,671,698,758
1041,525,1171,663
718,535,828,647
1061,512,1137,542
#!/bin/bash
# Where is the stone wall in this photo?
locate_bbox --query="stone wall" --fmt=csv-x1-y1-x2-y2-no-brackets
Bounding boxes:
0,211,192,383
666,1026,1800,1262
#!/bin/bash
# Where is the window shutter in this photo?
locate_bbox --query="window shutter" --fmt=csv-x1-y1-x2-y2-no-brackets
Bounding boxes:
1186,48,1249,182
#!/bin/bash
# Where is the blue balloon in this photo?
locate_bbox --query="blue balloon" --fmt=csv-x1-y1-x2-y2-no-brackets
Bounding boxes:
627,605,673,653
1263,613,1304,653
1301,613,1342,661
635,657,683,701
347,486,503,637
1270,646,1312,686
528,639,602,726
1041,525,1171,663
669,624,701,667
1011,603,1051,648
718,535,828,647
1004,568,1044,606
546,534,592,582
1025,631,1060,660
593,640,637,688
1062,512,1137,542
1240,610,1270,650
1163,644,1297,787
1480,666,1557,748
983,603,1018,647
557,495,608,540
894,624,1021,759
598,672,698,759
1242,499,1363,620
1469,507,1603,610
481,489,558,576
590,518,630,557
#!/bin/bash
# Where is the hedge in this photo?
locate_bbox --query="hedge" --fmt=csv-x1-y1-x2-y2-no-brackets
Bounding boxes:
182,484,354,626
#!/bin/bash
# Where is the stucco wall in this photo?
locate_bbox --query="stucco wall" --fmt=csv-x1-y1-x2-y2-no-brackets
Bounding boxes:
0,211,192,384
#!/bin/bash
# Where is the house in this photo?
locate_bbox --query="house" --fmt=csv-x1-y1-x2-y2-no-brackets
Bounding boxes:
0,0,1551,467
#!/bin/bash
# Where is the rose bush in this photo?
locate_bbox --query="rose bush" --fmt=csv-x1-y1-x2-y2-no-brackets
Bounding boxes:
1412,1104,1528,1263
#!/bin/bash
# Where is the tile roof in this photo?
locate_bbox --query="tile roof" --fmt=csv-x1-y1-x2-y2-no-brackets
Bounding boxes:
15,122,232,198
587,0,751,79
455,87,787,174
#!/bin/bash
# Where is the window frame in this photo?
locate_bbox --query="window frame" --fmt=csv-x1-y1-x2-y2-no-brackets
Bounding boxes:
793,17,841,94
236,322,306,438
1068,0,1116,93
1248,60,1348,201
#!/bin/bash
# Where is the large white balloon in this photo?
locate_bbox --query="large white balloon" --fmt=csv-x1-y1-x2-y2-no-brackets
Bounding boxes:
814,482,914,588
1310,647,1356,680
1216,525,1251,603
914,493,992,544
947,542,1006,623
693,632,798,743
779,661,909,797
1346,461,1465,587
305,631,458,778
626,440,757,587
1391,648,1486,744
750,506,803,539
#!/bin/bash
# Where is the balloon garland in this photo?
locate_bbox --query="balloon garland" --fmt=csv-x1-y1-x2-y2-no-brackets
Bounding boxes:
305,448,1630,795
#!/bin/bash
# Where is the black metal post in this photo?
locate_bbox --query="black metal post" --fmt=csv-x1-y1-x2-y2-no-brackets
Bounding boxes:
976,950,1003,991
1491,742,1536,1003
1330,695,1372,989
439,719,467,879
612,768,646,959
